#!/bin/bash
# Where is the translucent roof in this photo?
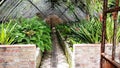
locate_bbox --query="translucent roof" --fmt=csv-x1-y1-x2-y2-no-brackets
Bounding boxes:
0,0,87,22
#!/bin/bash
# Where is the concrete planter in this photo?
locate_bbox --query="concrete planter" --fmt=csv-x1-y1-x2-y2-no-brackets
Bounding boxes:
74,44,120,68
56,30,73,68
36,47,42,68
56,29,120,68
0,44,42,68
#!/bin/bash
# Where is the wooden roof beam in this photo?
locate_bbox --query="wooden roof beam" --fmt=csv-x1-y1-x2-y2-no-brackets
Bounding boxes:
106,7,120,13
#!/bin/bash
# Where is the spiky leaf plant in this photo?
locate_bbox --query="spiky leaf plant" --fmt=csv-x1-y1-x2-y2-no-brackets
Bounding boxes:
0,20,17,45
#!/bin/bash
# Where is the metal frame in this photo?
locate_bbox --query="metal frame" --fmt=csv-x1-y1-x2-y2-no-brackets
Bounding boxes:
101,0,120,68
27,0,46,17
0,0,6,6
1,0,46,22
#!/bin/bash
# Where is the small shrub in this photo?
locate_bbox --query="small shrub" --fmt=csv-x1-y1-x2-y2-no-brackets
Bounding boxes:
13,17,52,52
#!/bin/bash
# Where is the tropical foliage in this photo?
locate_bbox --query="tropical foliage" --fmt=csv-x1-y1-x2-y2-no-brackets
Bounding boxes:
57,15,120,44
71,18,102,43
0,20,17,45
13,17,52,52
0,17,52,52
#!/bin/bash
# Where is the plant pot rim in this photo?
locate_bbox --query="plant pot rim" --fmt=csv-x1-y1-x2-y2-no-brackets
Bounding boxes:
0,44,36,47
73,43,120,47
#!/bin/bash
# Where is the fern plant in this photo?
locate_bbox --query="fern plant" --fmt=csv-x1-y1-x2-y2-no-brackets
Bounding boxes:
13,17,52,52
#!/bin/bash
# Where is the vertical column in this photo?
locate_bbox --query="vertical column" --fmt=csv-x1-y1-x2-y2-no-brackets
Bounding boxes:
100,0,108,68
112,0,119,60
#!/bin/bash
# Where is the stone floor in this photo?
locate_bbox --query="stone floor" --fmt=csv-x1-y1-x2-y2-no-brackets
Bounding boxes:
40,29,69,68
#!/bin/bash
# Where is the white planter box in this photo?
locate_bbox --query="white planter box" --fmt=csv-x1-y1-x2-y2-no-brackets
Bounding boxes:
74,44,120,68
57,29,120,68
0,44,36,68
36,47,42,68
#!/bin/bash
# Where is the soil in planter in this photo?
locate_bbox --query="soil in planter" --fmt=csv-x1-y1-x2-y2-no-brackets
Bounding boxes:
40,28,69,68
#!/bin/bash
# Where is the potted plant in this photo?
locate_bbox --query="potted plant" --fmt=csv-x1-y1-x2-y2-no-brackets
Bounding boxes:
13,17,52,68
56,16,120,68
0,20,36,68
0,17,52,68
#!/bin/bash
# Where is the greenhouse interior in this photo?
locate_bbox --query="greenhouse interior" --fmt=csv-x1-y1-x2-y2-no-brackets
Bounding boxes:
0,0,120,68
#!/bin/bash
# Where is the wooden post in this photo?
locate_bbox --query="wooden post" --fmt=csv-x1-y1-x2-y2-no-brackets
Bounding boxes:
101,0,108,68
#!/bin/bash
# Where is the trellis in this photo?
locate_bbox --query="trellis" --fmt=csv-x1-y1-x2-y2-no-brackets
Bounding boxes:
101,0,120,68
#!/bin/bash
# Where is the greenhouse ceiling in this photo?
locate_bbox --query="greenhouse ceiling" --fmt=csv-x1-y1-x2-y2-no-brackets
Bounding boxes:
1,0,119,22
0,0,89,22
